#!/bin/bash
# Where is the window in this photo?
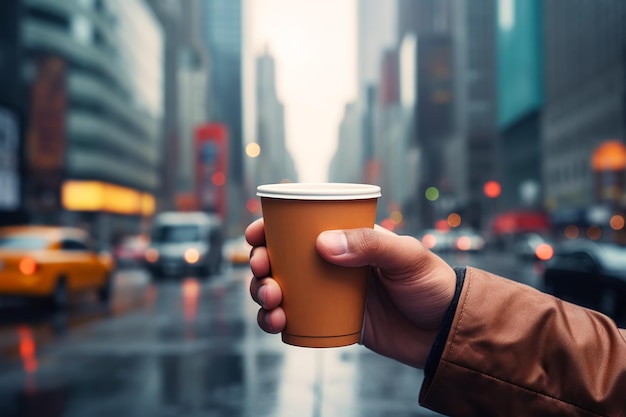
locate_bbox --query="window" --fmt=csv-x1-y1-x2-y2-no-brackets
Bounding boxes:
61,239,88,251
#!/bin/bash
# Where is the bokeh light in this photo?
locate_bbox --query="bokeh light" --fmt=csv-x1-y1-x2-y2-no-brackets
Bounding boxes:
246,198,261,214
483,181,501,198
246,142,261,158
422,233,436,249
425,186,440,201
434,219,450,232
535,243,554,261
212,172,226,186
447,213,461,228
456,236,471,251
390,210,403,224
609,214,625,230
564,225,579,239
381,218,395,231
586,225,602,240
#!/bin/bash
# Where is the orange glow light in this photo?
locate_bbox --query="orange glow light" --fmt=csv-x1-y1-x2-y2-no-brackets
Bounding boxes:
587,225,602,240
19,258,37,275
591,140,626,172
182,278,201,330
145,248,159,263
447,213,461,228
535,243,554,261
610,215,625,230
564,225,579,239
18,326,38,374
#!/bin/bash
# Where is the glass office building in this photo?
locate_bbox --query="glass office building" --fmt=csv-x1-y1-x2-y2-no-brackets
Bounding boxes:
20,0,164,240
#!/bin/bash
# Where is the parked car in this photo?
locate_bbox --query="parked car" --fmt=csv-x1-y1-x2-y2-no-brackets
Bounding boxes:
112,234,149,268
513,233,555,261
222,235,252,266
0,225,114,309
542,240,626,318
144,211,224,279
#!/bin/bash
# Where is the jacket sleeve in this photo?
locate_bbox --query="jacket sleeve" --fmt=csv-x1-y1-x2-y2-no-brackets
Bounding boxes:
419,266,626,417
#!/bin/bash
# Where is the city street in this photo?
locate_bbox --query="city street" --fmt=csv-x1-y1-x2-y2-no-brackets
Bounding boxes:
0,249,620,417
0,261,444,417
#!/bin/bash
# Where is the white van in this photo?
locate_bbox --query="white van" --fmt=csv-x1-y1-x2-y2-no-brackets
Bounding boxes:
144,211,224,279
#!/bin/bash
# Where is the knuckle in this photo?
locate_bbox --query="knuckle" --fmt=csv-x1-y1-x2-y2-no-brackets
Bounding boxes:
353,228,382,255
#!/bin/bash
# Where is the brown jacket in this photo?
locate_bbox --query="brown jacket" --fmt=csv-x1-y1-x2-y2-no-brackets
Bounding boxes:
420,267,626,417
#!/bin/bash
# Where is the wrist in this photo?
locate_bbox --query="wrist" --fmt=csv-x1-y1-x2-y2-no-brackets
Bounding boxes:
423,267,466,374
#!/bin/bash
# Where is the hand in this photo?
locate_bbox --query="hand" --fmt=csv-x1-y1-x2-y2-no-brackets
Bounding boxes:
246,218,457,368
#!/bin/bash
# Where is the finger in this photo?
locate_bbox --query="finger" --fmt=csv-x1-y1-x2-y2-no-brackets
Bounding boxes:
249,276,283,309
245,218,266,247
257,307,286,334
249,246,271,278
316,228,427,270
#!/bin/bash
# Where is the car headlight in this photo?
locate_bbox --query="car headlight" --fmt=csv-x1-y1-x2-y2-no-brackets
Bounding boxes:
184,248,200,264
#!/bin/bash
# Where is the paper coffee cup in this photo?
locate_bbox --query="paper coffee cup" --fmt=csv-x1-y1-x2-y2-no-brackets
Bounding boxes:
257,183,381,348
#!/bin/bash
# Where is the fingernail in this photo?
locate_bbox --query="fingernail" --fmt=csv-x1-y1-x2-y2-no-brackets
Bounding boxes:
321,231,348,255
257,286,266,306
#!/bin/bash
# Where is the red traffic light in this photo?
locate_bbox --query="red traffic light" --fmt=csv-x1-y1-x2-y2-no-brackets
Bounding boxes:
483,181,501,199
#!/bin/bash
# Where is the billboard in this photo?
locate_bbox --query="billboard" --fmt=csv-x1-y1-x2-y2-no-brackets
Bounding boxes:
194,123,228,218
497,0,543,128
26,55,67,212
416,34,453,142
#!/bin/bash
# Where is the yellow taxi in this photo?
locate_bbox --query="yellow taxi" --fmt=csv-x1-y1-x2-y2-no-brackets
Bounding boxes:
0,225,114,309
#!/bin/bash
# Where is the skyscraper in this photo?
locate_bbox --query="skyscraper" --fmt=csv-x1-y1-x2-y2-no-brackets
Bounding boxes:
200,0,243,182
542,1,626,230
254,50,297,186
200,0,243,233
18,0,164,241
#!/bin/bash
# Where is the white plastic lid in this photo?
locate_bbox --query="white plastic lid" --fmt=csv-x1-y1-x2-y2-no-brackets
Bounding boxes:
256,183,381,200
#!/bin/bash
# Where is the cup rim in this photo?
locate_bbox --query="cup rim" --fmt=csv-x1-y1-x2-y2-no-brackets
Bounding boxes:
256,183,381,200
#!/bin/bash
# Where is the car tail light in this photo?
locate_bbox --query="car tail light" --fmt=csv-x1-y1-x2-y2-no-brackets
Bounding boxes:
19,258,38,275
535,243,554,261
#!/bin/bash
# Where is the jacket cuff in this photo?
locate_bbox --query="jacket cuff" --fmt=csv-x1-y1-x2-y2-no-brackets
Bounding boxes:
423,266,466,382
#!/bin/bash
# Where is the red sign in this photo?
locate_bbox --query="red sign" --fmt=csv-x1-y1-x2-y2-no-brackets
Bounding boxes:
26,55,67,211
492,210,549,236
194,123,228,219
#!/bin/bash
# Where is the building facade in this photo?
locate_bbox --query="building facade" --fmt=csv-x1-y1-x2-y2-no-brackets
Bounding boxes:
253,51,298,187
542,0,626,230
200,0,244,234
18,0,164,244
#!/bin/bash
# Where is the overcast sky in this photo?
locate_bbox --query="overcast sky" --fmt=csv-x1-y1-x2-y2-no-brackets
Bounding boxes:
244,0,358,182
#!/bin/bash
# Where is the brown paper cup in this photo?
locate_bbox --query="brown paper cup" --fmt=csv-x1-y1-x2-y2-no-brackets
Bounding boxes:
257,183,381,348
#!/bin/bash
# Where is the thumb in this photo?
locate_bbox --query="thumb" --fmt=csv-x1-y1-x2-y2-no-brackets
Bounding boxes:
316,227,429,272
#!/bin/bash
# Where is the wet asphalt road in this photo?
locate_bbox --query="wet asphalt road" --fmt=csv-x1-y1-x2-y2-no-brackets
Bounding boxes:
0,264,444,417
0,252,621,417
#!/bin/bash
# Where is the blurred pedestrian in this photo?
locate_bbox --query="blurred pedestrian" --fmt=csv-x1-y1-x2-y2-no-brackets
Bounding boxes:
246,218,626,416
